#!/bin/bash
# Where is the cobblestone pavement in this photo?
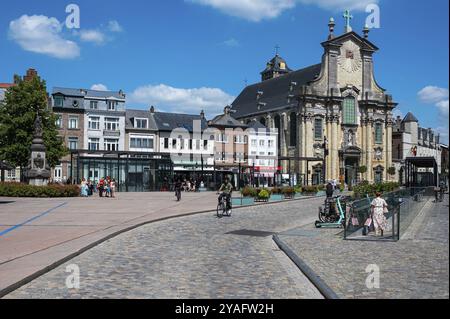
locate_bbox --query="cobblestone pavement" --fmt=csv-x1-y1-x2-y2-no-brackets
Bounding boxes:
278,195,449,299
5,198,326,299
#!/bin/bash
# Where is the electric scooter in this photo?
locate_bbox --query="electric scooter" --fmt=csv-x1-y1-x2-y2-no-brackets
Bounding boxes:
315,195,347,228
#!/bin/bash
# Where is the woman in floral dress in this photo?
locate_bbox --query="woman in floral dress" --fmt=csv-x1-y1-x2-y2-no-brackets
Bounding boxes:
370,192,389,236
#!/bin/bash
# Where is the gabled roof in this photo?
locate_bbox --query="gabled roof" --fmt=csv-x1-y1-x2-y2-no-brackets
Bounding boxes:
403,112,419,123
247,120,273,134
153,112,208,132
231,63,322,118
322,31,379,51
209,109,248,129
52,87,125,100
247,120,267,130
0,83,15,89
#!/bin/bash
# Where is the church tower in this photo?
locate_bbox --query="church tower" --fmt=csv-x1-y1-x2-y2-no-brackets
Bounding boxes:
260,53,292,81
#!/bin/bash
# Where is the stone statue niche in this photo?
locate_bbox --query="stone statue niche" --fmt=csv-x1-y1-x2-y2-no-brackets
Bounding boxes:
26,113,51,186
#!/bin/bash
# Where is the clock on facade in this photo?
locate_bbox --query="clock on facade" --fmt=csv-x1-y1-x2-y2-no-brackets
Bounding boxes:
338,41,362,73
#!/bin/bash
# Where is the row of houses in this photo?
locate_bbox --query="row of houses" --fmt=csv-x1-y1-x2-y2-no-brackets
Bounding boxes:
0,70,279,191
1,68,449,190
53,87,280,191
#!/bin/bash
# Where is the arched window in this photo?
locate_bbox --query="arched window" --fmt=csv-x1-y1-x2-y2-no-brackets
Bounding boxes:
343,96,357,125
289,113,297,147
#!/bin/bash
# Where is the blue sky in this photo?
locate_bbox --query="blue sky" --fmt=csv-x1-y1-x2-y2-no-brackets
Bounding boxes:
0,0,448,141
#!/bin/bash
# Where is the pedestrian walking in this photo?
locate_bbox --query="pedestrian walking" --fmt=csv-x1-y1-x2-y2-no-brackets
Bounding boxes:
370,192,389,237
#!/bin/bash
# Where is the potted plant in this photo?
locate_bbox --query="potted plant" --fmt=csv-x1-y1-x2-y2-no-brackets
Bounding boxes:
256,189,270,202
302,185,318,196
282,187,295,199
270,187,283,201
294,185,303,197
240,186,256,205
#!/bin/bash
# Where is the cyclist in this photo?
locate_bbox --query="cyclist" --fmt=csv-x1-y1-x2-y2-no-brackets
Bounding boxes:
218,177,233,210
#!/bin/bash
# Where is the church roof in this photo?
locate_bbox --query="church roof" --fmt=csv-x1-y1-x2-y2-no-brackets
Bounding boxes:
403,112,419,123
231,63,322,118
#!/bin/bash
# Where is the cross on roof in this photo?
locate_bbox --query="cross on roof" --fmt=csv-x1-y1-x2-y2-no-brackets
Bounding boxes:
343,10,353,32
275,45,280,56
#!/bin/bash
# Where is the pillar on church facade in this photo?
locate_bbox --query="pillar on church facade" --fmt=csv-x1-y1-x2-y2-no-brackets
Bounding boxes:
296,114,303,174
280,113,286,157
366,119,373,182
266,115,272,129
360,118,367,180
385,120,393,181
331,116,339,181
304,114,314,184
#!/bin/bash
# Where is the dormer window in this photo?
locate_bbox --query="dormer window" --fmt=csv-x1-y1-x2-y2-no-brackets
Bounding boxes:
54,96,63,107
108,100,117,111
90,101,98,110
134,118,148,129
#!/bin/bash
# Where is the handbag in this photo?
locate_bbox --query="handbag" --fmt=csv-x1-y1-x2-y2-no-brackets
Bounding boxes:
351,216,359,226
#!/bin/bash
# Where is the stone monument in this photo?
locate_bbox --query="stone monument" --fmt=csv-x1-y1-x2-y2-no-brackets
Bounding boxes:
26,112,51,186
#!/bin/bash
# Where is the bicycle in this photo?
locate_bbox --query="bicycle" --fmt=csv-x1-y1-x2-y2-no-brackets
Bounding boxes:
217,192,232,218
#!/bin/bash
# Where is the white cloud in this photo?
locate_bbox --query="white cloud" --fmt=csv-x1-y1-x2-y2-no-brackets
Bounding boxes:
298,0,377,11
188,0,296,22
418,86,449,144
188,0,378,22
129,84,235,115
418,86,449,104
436,100,449,117
108,20,123,33
91,84,109,91
8,15,80,59
221,38,240,47
79,29,106,45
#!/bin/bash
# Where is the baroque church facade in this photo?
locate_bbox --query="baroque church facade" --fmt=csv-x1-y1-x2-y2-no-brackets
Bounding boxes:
231,17,397,185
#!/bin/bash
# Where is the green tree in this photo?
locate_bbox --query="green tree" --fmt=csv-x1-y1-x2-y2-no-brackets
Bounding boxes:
387,167,396,176
0,74,67,180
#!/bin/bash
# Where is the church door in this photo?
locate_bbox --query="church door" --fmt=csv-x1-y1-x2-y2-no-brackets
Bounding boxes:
344,158,359,188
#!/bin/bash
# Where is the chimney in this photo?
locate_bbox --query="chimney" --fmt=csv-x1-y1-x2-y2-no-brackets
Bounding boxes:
150,105,155,113
200,110,205,119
